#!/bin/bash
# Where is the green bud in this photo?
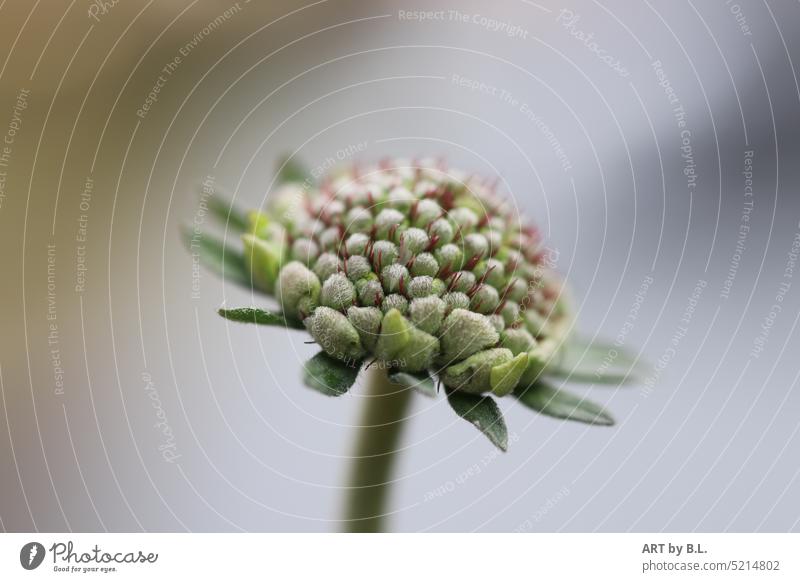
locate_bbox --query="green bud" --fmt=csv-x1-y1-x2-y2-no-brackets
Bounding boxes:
371,240,398,271
448,271,476,294
428,218,453,247
439,308,499,363
388,186,415,211
500,328,536,355
394,325,439,372
409,296,446,334
413,199,442,227
470,285,500,314
399,227,430,263
243,234,283,293
448,207,479,232
441,347,514,394
346,207,373,233
374,208,405,239
501,301,520,326
410,252,439,277
463,233,489,260
408,276,434,298
381,264,410,294
347,306,382,350
312,252,342,282
318,227,342,252
345,233,370,256
305,306,364,362
345,255,372,282
320,273,356,310
442,292,470,313
276,261,321,318
291,238,319,265
356,278,383,307
435,244,463,273
381,293,408,315
375,308,410,360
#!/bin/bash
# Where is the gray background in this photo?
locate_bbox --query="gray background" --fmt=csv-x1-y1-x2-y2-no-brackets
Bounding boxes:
1,0,799,532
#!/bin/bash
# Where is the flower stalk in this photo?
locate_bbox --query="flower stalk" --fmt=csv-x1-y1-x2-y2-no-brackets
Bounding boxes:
342,367,412,533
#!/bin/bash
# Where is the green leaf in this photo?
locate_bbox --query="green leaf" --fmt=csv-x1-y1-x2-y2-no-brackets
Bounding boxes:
447,392,508,451
276,155,310,185
389,371,437,398
516,382,614,426
181,226,250,288
218,307,304,330
208,192,248,232
547,337,641,385
302,352,361,397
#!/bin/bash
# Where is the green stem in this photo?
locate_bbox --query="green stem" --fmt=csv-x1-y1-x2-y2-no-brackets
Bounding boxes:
342,367,412,533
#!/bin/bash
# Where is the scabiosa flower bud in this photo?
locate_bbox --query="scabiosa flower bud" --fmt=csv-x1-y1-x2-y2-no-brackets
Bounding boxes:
346,207,373,233
291,238,319,264
442,291,470,313
381,264,409,294
345,233,370,256
237,158,572,396
439,308,499,362
408,276,434,298
410,253,439,277
381,293,408,315
441,348,527,396
374,208,405,239
409,296,446,334
321,273,356,310
313,252,342,282
413,199,442,228
305,306,364,361
371,240,398,271
356,278,383,307
276,261,321,319
347,306,382,350
345,255,372,282
428,218,454,247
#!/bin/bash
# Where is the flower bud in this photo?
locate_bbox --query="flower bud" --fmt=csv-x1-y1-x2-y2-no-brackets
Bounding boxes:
439,308,499,363
371,240,398,271
399,228,429,263
381,264,410,294
448,207,479,232
374,208,405,239
448,271,476,294
381,293,408,315
346,207,372,233
388,186,414,211
312,252,342,282
319,227,342,252
291,238,319,265
500,328,536,355
345,233,370,256
408,276,434,298
435,244,463,273
347,306,382,351
442,292,470,313
470,285,500,314
413,199,443,228
305,306,365,361
409,296,446,334
441,347,526,396
410,252,439,277
276,261,321,318
356,278,383,307
242,234,283,293
321,273,356,310
463,233,489,260
428,218,454,247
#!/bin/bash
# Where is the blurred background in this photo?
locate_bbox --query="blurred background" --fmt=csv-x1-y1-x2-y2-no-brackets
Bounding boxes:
1,0,799,532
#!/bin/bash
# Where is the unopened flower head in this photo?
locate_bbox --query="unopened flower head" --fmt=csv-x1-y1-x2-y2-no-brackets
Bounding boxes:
244,158,570,396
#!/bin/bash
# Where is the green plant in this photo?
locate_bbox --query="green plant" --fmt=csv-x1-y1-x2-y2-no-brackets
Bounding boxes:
184,157,640,532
